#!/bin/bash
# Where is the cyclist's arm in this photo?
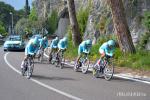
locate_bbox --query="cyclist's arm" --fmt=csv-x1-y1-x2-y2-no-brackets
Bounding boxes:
105,48,113,57
45,40,48,48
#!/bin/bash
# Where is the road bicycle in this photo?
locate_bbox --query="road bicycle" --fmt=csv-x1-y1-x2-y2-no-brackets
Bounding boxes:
37,48,44,63
49,49,60,67
93,56,114,81
55,49,65,69
74,53,90,74
21,54,34,79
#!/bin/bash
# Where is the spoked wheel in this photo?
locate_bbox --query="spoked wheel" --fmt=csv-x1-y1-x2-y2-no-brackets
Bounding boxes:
21,67,26,76
93,59,103,78
104,62,114,81
30,60,34,75
27,59,34,79
60,57,65,69
27,67,31,79
49,52,55,65
81,59,89,74
21,61,27,76
55,56,60,67
39,52,44,63
74,61,81,72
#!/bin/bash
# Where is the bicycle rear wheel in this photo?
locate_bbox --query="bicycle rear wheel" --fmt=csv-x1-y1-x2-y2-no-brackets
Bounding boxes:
104,61,114,81
60,57,65,69
81,59,89,74
74,61,81,72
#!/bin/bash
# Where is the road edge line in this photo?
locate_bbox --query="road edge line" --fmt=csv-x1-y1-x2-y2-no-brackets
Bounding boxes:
4,52,83,100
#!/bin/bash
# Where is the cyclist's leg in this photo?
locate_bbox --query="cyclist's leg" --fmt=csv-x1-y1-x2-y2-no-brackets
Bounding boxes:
98,49,105,64
48,48,53,61
21,51,28,69
76,46,83,64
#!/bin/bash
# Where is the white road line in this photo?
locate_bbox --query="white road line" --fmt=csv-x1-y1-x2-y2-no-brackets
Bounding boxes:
4,52,82,100
44,53,150,85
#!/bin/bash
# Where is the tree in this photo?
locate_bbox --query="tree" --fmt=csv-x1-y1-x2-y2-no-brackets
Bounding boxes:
46,10,58,34
108,0,136,53
67,0,82,46
0,24,7,36
24,0,30,18
29,7,38,21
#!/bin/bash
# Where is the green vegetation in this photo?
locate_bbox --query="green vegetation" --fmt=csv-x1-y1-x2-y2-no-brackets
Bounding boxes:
143,11,150,31
76,0,91,37
64,40,78,60
65,33,150,70
0,1,24,35
114,49,150,70
137,32,150,50
0,22,7,36
29,7,38,21
47,10,58,34
65,40,150,70
136,11,150,50
77,7,90,37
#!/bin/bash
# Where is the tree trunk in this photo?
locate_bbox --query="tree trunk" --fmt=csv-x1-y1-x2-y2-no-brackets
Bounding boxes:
67,0,82,46
108,0,136,53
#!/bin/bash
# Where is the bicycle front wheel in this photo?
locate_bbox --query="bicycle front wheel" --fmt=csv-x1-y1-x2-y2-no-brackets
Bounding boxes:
104,62,114,81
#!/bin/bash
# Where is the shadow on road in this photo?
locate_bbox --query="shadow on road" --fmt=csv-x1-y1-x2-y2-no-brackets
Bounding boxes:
32,75,76,81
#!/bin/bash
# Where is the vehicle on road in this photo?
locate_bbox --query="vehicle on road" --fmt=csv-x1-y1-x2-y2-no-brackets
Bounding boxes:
3,35,25,51
93,56,114,81
74,53,90,74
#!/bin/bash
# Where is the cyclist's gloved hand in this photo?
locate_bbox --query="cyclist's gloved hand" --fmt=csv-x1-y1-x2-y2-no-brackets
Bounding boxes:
53,46,57,48
29,53,34,56
106,54,113,59
83,50,89,54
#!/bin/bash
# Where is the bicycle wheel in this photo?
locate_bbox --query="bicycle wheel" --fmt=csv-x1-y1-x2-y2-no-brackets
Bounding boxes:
26,66,31,79
104,61,114,81
39,51,44,63
21,61,27,76
92,59,103,78
81,59,89,74
30,59,34,75
74,61,81,72
60,57,65,69
27,58,34,79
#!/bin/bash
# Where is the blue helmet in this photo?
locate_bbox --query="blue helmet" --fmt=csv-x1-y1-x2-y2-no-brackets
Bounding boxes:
32,37,38,45
86,39,92,46
55,37,59,41
43,36,47,40
63,37,67,42
107,40,115,46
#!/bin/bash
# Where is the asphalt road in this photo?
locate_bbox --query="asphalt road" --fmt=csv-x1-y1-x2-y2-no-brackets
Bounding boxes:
0,47,150,100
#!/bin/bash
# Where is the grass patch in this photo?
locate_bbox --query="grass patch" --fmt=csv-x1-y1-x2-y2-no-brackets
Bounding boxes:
114,49,150,70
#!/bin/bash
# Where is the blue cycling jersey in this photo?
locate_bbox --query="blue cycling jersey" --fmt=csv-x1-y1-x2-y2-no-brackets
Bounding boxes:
99,42,115,57
25,43,38,55
78,41,91,55
50,38,59,49
39,39,48,49
58,39,67,50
